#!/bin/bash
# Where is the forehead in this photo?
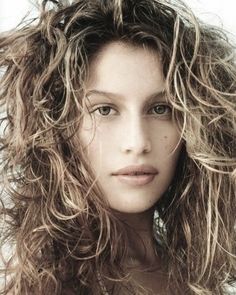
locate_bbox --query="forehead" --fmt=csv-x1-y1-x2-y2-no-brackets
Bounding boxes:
85,41,165,100
87,41,162,77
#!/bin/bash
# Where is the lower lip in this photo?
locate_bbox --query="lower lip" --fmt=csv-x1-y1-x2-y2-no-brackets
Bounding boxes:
114,174,157,186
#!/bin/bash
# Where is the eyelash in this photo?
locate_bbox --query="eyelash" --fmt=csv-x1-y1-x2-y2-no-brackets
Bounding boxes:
90,104,172,117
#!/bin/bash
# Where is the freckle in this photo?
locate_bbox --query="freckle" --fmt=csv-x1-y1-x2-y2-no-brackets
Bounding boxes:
164,136,168,139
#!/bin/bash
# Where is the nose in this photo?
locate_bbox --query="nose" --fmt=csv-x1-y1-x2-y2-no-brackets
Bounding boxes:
120,116,151,155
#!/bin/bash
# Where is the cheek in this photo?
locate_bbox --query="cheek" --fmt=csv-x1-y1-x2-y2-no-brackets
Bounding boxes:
153,125,181,155
164,134,180,151
152,129,182,172
79,124,109,166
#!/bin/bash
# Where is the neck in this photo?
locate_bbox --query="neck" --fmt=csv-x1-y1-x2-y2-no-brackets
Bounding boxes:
113,207,160,269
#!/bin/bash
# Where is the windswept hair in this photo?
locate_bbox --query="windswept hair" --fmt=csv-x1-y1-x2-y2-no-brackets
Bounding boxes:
0,0,235,294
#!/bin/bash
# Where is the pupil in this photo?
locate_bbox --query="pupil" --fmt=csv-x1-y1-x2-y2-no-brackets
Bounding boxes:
100,107,110,115
155,106,165,114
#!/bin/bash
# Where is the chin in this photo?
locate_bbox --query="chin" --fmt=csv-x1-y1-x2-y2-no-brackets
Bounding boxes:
109,202,157,214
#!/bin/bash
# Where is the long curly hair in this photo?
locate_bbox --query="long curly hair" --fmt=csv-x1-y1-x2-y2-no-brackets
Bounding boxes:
0,0,235,294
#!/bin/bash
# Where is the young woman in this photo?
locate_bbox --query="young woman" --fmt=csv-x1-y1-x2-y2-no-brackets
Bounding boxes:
0,0,235,294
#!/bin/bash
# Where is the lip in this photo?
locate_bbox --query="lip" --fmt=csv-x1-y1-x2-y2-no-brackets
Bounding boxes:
112,164,158,186
112,164,158,176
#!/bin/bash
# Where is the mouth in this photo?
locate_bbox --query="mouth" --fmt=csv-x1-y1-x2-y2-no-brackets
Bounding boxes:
112,164,158,186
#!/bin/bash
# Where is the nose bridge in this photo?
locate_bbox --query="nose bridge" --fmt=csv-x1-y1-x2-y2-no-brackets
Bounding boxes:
121,112,151,154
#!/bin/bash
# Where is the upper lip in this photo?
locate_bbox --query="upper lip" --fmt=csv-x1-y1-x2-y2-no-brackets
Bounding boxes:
112,164,158,175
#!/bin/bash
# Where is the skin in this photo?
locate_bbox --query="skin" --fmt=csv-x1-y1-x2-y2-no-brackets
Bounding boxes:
79,41,182,293
79,41,182,214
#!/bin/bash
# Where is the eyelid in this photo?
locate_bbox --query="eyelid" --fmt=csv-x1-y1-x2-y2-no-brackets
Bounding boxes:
149,101,171,107
87,102,115,109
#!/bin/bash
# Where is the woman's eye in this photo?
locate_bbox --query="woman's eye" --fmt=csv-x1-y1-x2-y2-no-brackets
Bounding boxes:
92,106,116,116
150,104,172,116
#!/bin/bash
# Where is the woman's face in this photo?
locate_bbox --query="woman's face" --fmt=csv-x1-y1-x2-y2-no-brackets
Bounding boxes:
79,42,182,213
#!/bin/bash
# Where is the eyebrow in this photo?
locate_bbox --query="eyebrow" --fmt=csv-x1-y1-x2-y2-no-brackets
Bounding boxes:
85,89,167,103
